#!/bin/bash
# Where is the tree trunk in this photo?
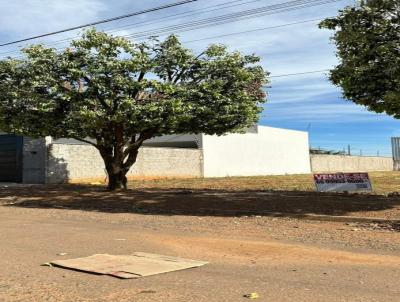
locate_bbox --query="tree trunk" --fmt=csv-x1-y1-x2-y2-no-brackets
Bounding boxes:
107,170,127,191
101,151,129,191
97,129,149,191
101,148,137,191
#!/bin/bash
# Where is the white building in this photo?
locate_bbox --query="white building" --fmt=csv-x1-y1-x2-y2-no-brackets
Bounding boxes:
146,125,311,178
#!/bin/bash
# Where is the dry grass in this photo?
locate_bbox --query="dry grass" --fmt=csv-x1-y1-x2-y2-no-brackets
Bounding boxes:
129,171,400,195
3,171,400,219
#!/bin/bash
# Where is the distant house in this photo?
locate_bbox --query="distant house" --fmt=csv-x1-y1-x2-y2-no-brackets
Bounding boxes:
0,125,311,184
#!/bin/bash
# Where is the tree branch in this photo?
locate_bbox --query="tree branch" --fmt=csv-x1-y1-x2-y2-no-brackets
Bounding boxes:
71,137,99,149
113,123,126,162
123,130,154,158
59,81,72,92
122,130,155,170
137,70,145,82
167,70,173,82
122,147,139,171
173,51,205,84
83,75,112,112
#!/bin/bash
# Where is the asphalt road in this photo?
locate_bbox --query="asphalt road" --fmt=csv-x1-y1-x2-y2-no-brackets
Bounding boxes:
0,205,399,301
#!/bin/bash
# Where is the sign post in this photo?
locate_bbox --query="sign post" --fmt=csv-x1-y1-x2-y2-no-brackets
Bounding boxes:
314,173,372,192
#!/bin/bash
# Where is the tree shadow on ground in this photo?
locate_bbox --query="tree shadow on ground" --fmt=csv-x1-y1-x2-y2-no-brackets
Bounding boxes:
1,184,400,219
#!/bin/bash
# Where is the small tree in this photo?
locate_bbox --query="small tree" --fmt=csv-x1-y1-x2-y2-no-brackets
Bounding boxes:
319,0,400,116
0,29,267,190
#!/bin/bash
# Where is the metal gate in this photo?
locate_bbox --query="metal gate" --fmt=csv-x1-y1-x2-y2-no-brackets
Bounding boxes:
0,135,23,182
391,137,400,171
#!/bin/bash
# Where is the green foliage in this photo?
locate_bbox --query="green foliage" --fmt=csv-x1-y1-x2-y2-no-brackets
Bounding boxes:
0,29,267,188
0,29,267,140
319,0,400,117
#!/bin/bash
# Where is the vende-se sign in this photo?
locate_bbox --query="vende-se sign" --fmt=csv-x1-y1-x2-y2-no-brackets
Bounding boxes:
314,173,372,192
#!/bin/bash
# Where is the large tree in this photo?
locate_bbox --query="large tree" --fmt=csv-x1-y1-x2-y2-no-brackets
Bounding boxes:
319,0,400,116
0,29,267,190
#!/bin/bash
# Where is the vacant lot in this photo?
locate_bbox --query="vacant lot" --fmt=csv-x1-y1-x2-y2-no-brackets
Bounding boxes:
0,172,399,301
129,171,400,194
3,172,399,219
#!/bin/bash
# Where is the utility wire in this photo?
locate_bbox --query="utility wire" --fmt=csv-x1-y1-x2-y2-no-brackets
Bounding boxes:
0,0,342,56
29,0,267,50
1,0,343,60
123,0,342,39
183,17,327,43
0,0,199,47
46,0,340,45
107,0,265,35
3,17,328,60
11,0,332,51
270,69,330,78
0,0,261,56
0,0,301,56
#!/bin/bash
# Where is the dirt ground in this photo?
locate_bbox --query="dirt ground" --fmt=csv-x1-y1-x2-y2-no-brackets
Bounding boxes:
2,177,400,220
0,173,400,301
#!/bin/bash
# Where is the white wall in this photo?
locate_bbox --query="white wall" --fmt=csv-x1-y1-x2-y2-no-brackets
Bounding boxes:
202,126,311,177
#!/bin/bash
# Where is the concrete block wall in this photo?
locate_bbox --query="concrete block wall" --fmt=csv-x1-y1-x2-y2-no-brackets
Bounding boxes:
310,154,393,172
22,137,47,184
129,147,203,179
46,143,203,183
46,143,97,183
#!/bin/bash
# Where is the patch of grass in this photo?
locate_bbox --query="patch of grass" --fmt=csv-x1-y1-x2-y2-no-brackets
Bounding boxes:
129,172,400,195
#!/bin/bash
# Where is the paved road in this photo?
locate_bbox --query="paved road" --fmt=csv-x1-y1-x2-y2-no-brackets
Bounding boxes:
0,205,399,301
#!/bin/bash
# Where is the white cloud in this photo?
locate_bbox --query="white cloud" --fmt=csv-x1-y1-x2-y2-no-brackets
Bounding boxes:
0,0,106,44
265,99,390,123
268,76,336,104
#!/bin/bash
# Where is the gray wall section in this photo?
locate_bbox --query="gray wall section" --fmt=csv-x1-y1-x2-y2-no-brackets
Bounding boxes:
310,154,393,172
46,143,203,183
22,137,47,184
144,134,202,149
130,147,203,179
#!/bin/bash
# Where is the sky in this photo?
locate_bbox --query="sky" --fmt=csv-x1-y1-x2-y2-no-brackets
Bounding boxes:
0,0,398,156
